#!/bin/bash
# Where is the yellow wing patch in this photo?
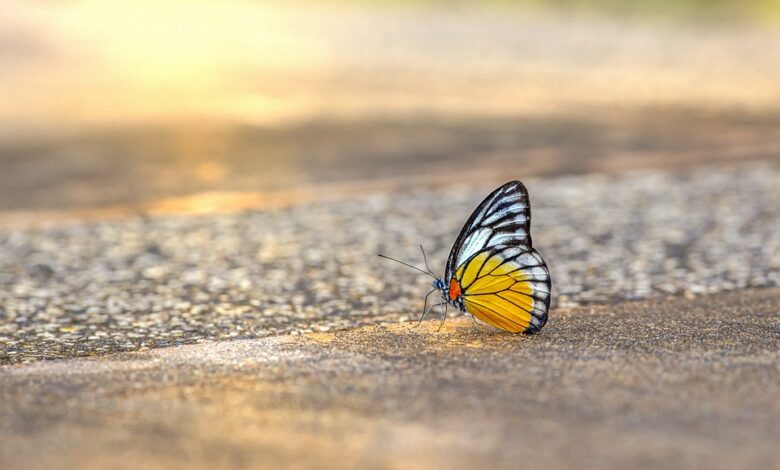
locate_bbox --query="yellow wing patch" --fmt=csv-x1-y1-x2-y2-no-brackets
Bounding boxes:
465,296,531,332
457,251,490,287
455,250,547,333
465,300,523,332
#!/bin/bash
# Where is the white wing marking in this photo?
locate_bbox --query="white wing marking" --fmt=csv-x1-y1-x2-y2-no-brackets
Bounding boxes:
456,228,492,265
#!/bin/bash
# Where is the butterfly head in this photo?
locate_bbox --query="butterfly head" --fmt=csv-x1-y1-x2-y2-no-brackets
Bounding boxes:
433,277,451,307
434,276,466,312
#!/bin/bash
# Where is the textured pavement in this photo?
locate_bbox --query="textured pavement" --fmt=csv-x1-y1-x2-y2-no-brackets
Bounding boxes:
0,163,778,364
2,288,779,469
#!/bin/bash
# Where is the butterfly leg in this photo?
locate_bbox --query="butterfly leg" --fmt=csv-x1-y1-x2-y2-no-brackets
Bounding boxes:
437,302,448,332
415,288,437,328
418,302,443,327
469,314,479,332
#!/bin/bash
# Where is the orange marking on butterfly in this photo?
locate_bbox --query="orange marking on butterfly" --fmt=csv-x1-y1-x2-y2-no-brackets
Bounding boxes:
448,278,462,301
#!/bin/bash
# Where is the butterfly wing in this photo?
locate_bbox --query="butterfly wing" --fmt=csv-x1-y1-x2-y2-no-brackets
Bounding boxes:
446,181,551,333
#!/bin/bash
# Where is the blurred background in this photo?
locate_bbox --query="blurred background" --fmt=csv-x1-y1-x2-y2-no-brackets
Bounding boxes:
2,0,779,215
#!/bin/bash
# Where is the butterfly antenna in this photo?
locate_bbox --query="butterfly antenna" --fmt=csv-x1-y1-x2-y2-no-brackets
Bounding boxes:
419,245,437,277
378,254,436,279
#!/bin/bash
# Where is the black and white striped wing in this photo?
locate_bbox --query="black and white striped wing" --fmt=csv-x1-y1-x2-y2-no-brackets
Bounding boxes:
445,181,534,280
445,181,551,333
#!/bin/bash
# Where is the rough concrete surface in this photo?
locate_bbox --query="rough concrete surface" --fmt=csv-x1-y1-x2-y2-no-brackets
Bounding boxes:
1,288,779,469
1,163,778,364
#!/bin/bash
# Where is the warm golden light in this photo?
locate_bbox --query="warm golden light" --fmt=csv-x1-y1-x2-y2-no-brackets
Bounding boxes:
2,0,780,135
1,0,327,130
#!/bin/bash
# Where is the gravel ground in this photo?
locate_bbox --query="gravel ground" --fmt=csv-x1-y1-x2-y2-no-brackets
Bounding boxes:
2,288,779,469
0,163,778,364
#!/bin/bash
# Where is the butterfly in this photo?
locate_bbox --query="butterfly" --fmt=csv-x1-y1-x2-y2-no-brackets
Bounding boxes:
380,181,551,333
